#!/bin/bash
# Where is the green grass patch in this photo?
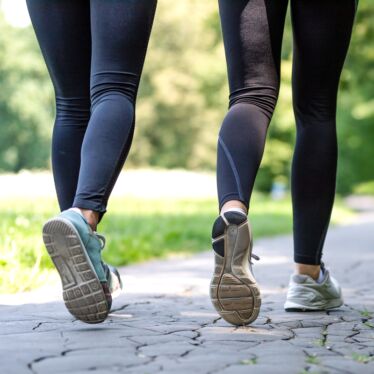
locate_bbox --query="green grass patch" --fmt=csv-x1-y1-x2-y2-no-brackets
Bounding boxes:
313,338,325,347
360,309,373,319
353,181,374,195
350,352,373,364
0,194,353,293
306,355,320,365
240,358,257,365
363,321,374,329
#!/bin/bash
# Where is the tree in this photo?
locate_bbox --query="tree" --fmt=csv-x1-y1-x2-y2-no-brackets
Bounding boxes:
0,13,53,172
0,1,372,194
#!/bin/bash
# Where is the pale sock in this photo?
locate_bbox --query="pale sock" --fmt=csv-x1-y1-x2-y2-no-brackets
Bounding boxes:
316,268,324,284
221,207,247,216
69,207,85,218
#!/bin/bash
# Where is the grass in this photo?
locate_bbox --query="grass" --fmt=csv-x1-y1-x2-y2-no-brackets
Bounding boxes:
350,352,373,364
0,193,353,293
363,321,374,329
305,355,320,365
313,339,325,347
353,181,374,195
240,358,257,365
359,309,373,319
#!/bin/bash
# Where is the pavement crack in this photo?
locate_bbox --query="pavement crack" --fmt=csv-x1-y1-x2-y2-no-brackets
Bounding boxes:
32,322,43,331
321,325,328,347
344,330,360,343
324,364,353,374
191,329,202,346
238,341,261,352
180,349,193,358
27,355,58,374
212,317,222,324
119,337,155,369
110,303,130,313
59,330,69,346
281,327,296,341
189,318,221,346
206,364,230,374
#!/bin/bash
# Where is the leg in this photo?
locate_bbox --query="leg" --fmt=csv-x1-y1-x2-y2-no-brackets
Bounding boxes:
217,0,288,213
27,0,118,324
291,0,357,271
72,0,157,225
284,0,356,312
26,0,91,211
211,0,289,327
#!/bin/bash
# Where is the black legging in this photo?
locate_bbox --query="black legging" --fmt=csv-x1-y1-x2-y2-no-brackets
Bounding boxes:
26,0,157,218
217,0,357,265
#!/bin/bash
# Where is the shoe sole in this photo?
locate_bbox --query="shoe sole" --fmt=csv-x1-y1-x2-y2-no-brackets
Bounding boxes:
284,298,343,312
42,218,109,324
210,222,261,326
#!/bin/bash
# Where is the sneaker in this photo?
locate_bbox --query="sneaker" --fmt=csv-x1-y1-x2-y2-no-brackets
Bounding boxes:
210,211,261,326
284,264,343,312
42,210,123,323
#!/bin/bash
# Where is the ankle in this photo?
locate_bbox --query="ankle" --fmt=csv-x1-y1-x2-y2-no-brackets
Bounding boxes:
295,263,321,281
221,200,247,215
74,208,99,231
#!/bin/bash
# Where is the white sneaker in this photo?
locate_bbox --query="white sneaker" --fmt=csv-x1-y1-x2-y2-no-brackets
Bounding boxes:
284,265,343,312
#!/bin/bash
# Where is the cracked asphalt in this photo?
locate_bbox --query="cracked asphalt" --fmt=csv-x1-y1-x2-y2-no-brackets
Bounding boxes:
0,213,373,374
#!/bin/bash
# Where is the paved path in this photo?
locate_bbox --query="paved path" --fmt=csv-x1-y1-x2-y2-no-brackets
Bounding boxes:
1,214,374,374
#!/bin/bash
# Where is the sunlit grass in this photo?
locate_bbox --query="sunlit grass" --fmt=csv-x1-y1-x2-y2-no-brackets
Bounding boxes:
0,194,354,293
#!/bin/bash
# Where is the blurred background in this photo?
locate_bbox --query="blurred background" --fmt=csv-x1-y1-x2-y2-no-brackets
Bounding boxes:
0,0,373,293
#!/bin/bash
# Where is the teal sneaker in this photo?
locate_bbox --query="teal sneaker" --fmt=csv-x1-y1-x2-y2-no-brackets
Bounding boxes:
42,210,123,323
284,264,343,312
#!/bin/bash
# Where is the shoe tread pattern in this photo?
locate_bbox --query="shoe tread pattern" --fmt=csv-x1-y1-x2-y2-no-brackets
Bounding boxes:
210,221,261,326
42,218,109,324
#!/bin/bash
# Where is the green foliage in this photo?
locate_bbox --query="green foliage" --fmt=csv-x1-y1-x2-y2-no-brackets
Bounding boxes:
350,352,373,364
337,1,374,193
240,358,257,365
363,321,374,328
359,309,373,319
131,1,226,169
353,181,374,195
305,355,320,365
0,13,53,171
0,2,373,191
0,193,353,293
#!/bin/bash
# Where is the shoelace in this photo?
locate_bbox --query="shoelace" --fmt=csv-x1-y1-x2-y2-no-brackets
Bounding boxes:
93,232,122,293
93,232,110,278
212,234,260,264
250,253,260,265
93,232,110,282
251,253,260,261
94,232,106,250
219,212,260,265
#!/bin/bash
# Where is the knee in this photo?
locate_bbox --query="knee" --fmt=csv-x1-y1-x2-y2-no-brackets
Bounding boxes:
55,96,91,126
90,71,139,108
293,92,337,127
228,85,279,120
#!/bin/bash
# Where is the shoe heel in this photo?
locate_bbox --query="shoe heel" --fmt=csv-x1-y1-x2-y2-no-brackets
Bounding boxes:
43,218,109,324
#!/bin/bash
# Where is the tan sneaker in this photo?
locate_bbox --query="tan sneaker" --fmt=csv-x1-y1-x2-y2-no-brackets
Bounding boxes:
210,211,261,326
